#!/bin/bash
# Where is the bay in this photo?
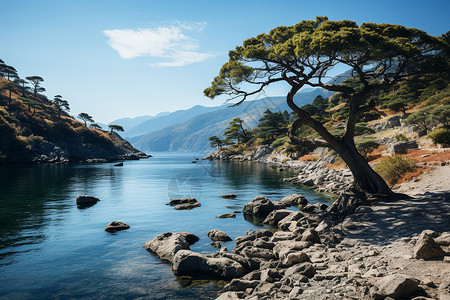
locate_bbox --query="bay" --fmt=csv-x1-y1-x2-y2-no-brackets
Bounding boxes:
0,152,332,299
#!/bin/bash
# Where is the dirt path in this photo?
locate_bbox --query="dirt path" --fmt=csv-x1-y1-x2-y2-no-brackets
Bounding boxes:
393,165,450,195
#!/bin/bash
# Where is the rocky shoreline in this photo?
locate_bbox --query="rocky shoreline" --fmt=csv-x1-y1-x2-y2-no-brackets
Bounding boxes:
144,193,450,300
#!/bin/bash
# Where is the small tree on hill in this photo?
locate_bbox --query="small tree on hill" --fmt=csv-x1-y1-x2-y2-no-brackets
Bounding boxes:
108,124,124,134
90,123,102,130
224,118,248,144
26,76,44,100
14,78,28,96
209,136,225,149
52,95,70,119
429,105,450,128
78,113,94,127
204,17,449,194
256,109,288,143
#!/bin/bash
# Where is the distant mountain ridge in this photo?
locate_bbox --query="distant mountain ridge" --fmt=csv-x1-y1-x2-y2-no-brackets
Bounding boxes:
129,89,332,152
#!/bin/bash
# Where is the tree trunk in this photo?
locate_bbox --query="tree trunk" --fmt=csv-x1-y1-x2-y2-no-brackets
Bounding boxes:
337,139,392,194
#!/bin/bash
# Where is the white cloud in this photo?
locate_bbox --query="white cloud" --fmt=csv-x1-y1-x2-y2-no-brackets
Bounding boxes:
103,21,214,67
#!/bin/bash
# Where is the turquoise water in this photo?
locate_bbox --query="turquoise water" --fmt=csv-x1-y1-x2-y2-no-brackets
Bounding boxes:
0,153,332,299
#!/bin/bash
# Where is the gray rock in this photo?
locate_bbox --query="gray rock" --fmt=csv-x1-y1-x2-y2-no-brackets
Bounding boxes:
435,233,450,246
241,247,276,260
211,241,222,248
388,141,418,154
302,204,316,213
217,213,236,218
301,228,321,244
216,292,244,300
174,202,201,210
282,251,311,266
76,195,100,206
315,220,334,232
438,281,450,300
280,194,308,207
104,221,130,233
242,196,275,219
414,231,446,259
207,229,232,241
224,279,259,292
144,232,198,262
262,209,293,225
168,197,198,206
285,262,316,278
376,274,420,298
172,250,246,279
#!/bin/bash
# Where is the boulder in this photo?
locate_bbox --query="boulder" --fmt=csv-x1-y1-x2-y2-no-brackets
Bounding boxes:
262,209,293,225
211,241,222,248
224,279,259,292
376,274,420,298
168,197,198,206
76,195,100,207
438,281,450,300
302,204,316,213
174,202,201,210
207,229,232,241
172,250,246,279
435,233,450,246
414,231,446,259
216,292,245,299
104,221,130,233
280,194,308,207
217,213,236,219
282,252,311,266
144,232,198,262
242,196,275,219
285,262,316,278
388,141,418,155
301,228,321,244
221,194,237,199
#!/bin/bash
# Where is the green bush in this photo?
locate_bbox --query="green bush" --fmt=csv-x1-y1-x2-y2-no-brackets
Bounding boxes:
355,123,376,135
395,133,409,141
428,128,450,146
356,138,380,158
270,136,290,148
374,155,416,184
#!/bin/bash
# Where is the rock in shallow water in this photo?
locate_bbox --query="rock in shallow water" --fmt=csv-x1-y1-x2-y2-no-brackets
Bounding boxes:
143,232,199,262
104,221,130,233
221,194,237,199
216,213,236,218
76,195,100,208
207,229,232,241
242,196,275,219
167,197,198,206
172,250,246,279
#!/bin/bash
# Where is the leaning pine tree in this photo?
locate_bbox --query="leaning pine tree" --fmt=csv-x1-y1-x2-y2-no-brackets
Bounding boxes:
204,17,449,194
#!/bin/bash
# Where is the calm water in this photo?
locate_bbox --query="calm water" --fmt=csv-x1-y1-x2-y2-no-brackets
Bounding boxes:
0,152,332,300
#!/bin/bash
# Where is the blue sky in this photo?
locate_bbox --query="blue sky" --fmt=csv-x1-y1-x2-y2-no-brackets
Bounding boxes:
1,0,449,123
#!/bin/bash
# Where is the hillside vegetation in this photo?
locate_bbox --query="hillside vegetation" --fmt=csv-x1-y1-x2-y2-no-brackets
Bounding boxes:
0,59,140,164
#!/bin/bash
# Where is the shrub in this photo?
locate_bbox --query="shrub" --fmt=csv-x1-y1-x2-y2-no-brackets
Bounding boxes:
428,128,450,146
374,155,417,185
355,123,375,136
356,138,380,158
395,133,408,142
270,136,290,149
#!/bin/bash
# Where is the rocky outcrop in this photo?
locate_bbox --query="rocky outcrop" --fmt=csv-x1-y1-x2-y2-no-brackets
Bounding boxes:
388,141,418,154
104,221,130,233
144,232,199,262
262,209,293,225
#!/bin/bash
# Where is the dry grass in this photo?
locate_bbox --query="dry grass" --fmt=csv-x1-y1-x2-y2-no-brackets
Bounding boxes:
395,166,429,185
405,149,450,162
367,145,388,162
298,154,321,161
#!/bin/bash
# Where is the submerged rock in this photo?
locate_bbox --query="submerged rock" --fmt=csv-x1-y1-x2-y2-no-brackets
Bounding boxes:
217,213,236,218
174,202,201,210
76,195,100,208
144,232,199,262
104,221,130,233
207,229,232,241
221,194,237,199
168,198,198,206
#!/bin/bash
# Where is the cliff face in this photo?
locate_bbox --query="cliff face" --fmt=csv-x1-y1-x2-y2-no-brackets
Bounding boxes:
0,78,142,164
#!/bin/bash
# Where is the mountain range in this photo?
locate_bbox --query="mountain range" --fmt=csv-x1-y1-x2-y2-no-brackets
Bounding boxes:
108,88,332,153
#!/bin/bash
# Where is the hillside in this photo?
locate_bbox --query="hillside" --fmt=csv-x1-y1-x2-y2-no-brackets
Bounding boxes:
129,89,332,152
0,70,142,164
